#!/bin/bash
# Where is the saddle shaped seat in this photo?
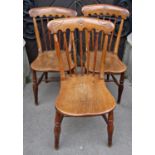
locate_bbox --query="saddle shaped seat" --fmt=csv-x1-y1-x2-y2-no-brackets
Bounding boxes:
56,74,115,116
86,51,126,73
31,50,75,72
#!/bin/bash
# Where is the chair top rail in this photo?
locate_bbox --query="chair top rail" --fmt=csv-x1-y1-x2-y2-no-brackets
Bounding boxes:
29,6,77,18
47,17,114,34
82,4,129,20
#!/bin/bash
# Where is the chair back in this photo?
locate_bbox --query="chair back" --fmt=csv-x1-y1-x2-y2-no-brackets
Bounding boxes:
47,17,114,79
29,7,77,54
82,4,129,55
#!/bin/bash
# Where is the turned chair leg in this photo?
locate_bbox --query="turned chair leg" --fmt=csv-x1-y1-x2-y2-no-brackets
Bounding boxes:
32,70,38,105
107,111,114,147
45,72,48,83
117,72,125,104
54,110,63,150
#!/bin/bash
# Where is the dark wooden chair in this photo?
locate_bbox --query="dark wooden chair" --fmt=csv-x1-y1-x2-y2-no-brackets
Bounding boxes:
82,4,129,103
29,7,77,105
47,17,116,149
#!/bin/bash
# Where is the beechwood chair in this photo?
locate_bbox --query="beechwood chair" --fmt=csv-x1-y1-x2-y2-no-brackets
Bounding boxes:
82,4,129,103
29,7,77,105
47,17,116,149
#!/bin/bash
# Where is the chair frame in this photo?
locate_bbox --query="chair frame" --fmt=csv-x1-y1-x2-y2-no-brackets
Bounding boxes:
48,17,115,149
82,4,129,103
29,7,77,105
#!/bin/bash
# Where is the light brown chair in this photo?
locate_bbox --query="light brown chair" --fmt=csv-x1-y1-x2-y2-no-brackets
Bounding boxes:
47,17,116,149
82,4,129,103
29,7,77,105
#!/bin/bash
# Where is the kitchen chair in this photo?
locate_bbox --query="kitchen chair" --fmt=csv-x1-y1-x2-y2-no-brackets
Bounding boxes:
47,17,116,149
82,4,129,103
29,7,77,105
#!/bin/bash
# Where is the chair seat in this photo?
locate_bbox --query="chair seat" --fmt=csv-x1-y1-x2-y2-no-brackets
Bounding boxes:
86,51,127,73
55,74,115,116
31,50,75,72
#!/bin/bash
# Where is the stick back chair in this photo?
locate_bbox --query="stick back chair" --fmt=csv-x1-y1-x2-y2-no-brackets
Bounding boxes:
47,17,116,149
29,7,77,105
82,4,129,103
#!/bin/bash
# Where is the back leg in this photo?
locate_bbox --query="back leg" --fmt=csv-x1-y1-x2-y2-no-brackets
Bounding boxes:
107,110,114,146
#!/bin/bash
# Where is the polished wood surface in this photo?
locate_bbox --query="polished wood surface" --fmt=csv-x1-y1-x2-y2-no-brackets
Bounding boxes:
82,4,129,19
86,51,127,73
47,17,114,33
48,17,115,148
29,7,77,105
56,74,115,116
82,4,129,103
29,6,77,18
31,51,74,72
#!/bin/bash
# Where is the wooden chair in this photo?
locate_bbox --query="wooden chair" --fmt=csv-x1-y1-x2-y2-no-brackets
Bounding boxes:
29,7,77,105
47,17,116,149
82,4,129,103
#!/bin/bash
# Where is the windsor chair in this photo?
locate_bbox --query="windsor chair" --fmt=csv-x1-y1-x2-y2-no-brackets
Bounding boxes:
29,7,77,105
47,17,115,149
82,4,129,103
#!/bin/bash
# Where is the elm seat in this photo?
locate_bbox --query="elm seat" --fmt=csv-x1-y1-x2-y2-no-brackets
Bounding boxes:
31,50,75,72
86,51,127,73
55,74,115,116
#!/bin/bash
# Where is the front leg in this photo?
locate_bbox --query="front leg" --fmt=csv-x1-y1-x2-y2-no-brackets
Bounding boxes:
54,110,64,150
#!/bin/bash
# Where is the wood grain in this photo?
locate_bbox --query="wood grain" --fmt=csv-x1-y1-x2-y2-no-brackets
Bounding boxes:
29,6,77,18
31,50,75,72
47,17,114,33
55,74,115,116
85,51,127,73
82,4,129,19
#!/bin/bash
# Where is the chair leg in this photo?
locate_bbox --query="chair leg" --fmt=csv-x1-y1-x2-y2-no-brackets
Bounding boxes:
67,68,75,75
54,110,63,150
71,68,75,74
107,74,110,81
32,70,38,105
45,72,48,83
117,72,125,104
107,111,114,147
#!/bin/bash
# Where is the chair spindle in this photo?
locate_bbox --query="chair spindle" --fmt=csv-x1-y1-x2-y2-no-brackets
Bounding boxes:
93,32,99,75
71,31,77,73
100,35,108,79
33,18,42,54
85,30,90,74
79,31,83,74
40,17,48,51
63,32,72,74
54,34,65,79
108,17,117,51
47,17,52,50
114,19,124,55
